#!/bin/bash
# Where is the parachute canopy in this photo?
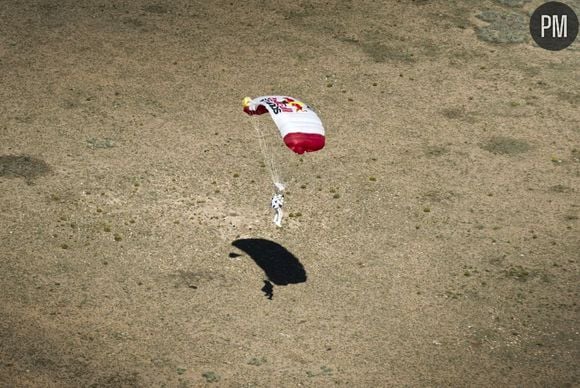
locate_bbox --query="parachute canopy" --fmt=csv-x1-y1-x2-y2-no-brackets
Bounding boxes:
243,96,325,154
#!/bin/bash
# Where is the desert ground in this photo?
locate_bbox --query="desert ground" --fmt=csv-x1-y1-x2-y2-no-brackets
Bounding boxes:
1,0,578,386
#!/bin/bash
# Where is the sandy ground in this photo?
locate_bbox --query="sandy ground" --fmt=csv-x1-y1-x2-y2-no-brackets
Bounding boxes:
1,0,578,386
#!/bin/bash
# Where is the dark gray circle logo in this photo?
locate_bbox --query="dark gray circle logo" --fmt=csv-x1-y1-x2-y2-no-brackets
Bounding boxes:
530,1,578,50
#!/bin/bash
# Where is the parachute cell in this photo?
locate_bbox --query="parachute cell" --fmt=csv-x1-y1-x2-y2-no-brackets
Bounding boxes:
243,96,325,154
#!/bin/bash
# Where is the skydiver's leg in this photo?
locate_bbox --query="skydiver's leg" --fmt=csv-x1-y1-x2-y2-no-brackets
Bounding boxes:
274,208,283,227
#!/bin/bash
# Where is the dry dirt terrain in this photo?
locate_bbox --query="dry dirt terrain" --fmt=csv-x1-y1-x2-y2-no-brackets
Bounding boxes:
1,0,578,387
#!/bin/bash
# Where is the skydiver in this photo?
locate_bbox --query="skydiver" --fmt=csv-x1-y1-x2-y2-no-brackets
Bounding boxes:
271,192,284,227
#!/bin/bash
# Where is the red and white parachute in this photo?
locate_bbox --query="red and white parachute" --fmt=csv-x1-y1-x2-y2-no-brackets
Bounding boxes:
243,95,326,227
243,96,325,155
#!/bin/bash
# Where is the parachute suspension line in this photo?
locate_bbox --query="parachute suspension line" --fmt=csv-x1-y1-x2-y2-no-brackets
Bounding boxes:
250,117,285,193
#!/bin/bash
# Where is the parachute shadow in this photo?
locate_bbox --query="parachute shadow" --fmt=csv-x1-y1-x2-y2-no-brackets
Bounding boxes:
231,238,307,287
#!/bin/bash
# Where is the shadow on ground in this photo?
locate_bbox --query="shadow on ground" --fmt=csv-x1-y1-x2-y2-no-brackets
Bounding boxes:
231,238,307,299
